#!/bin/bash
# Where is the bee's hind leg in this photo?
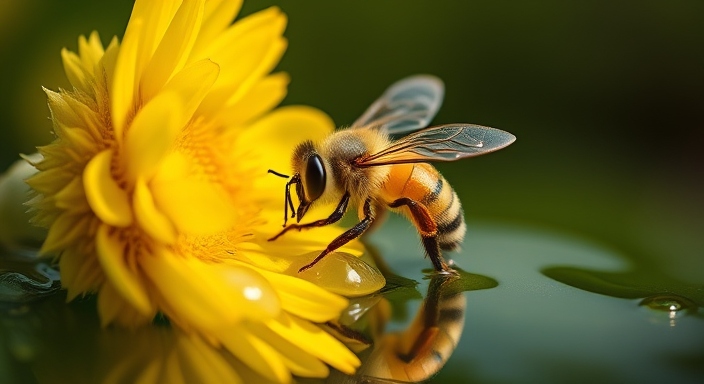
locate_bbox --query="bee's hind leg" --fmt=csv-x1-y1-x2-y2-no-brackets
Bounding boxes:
388,198,451,273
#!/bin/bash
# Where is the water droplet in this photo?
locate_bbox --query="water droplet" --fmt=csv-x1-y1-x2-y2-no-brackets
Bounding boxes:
292,251,386,297
639,295,696,313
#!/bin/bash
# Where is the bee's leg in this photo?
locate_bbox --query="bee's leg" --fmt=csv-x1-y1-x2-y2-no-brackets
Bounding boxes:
364,201,388,235
388,198,450,272
298,198,375,272
268,193,350,241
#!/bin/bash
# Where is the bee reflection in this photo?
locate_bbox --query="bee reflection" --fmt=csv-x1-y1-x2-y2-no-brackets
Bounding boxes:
327,269,489,383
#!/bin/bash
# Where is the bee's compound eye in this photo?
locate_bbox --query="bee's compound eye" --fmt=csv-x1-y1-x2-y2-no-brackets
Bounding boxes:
304,154,326,201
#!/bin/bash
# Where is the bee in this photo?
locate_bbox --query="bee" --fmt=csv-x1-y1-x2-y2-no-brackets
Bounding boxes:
268,75,515,273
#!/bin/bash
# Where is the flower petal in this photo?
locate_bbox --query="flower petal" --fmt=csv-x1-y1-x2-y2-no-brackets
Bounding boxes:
61,48,91,95
130,0,180,93
60,246,103,301
134,177,177,244
98,281,153,328
247,323,330,378
176,333,244,384
196,7,286,115
124,92,184,181
96,224,152,315
40,211,88,255
238,262,348,323
220,330,290,383
160,59,220,122
77,31,105,75
141,0,205,101
220,72,289,127
54,175,90,212
266,313,361,375
142,251,279,332
111,19,143,141
192,0,243,57
83,149,133,227
151,176,237,236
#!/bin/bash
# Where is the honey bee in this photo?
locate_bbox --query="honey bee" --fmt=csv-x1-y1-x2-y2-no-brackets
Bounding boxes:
268,75,515,273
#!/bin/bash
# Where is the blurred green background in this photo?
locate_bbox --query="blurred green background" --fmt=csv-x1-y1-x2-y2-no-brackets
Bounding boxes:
0,0,702,286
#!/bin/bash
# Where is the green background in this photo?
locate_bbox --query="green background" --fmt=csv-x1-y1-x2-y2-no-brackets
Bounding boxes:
1,1,702,282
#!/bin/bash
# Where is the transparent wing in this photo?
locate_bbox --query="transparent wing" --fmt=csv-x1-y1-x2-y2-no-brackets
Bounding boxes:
354,124,516,167
351,75,444,134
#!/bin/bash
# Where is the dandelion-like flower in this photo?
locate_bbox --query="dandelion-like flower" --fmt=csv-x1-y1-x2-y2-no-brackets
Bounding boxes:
25,0,382,380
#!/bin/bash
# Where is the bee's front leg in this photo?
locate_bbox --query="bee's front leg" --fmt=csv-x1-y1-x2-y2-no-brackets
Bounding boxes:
298,198,375,272
268,193,350,241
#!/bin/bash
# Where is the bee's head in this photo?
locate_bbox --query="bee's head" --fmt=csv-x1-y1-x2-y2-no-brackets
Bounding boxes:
269,140,326,226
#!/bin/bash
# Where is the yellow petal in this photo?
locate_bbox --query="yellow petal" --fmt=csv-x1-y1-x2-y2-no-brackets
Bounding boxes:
221,72,289,127
61,126,95,156
59,247,92,299
220,330,290,383
130,0,180,94
124,92,184,181
196,7,286,115
151,177,237,236
176,333,243,384
40,212,88,255
96,224,152,315
83,149,133,227
160,59,219,122
25,165,73,197
192,0,243,58
141,0,205,101
134,177,177,244
78,31,105,74
54,175,89,212
142,251,279,331
266,313,361,375
111,18,143,142
98,281,152,328
61,48,91,94
240,263,348,323
247,323,330,378
98,37,119,111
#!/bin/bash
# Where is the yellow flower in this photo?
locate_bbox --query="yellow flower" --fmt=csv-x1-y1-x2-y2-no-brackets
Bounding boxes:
25,0,384,381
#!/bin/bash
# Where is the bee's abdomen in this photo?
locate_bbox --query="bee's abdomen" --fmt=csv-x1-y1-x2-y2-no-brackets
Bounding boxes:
426,176,466,251
384,163,466,250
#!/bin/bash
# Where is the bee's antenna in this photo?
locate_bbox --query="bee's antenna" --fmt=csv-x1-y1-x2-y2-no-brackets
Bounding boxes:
268,169,290,178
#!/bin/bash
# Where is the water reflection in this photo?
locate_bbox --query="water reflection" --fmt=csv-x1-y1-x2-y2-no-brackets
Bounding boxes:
327,268,497,383
0,254,497,383
0,293,269,383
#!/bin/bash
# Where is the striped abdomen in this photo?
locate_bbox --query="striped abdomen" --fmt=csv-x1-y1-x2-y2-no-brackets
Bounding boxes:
381,163,466,250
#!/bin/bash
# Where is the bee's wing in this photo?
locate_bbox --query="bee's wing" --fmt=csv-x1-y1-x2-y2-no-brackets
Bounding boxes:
353,124,516,167
351,75,444,134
